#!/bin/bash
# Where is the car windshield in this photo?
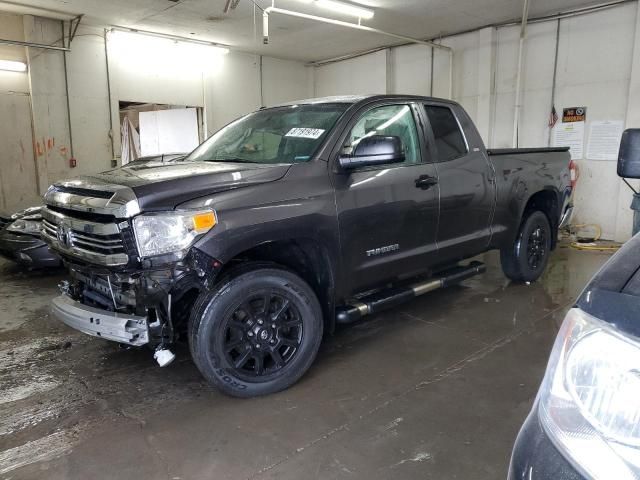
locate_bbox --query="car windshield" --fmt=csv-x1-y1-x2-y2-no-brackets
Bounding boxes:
187,103,349,164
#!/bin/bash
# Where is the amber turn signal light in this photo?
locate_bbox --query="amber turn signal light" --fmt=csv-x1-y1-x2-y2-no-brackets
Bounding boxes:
192,211,216,232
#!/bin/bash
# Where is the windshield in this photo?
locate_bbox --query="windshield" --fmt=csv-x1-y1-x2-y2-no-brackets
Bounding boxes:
187,103,349,164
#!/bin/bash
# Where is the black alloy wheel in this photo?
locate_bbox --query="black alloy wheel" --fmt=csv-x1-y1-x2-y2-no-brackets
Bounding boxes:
189,265,323,397
526,225,547,270
500,210,552,283
222,291,303,380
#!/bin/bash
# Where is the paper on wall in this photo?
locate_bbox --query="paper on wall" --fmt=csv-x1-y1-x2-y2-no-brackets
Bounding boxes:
586,120,624,161
553,122,585,160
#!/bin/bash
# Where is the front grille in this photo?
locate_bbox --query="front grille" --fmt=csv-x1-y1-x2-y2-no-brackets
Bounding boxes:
0,217,10,229
41,210,131,266
41,217,56,238
42,181,141,267
42,218,126,257
47,204,115,223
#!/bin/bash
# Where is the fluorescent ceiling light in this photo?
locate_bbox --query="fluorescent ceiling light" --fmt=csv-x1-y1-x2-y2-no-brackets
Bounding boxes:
0,60,27,72
108,30,227,74
316,0,374,19
295,0,374,19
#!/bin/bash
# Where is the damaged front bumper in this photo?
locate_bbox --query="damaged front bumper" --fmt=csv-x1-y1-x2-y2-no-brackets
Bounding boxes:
52,293,149,346
50,248,221,350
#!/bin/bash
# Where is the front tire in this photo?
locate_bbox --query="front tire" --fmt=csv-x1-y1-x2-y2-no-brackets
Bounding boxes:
189,266,323,398
500,210,552,283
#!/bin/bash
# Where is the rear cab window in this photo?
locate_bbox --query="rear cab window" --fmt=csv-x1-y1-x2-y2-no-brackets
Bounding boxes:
424,105,468,162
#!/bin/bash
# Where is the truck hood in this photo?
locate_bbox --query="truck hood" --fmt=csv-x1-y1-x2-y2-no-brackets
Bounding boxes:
76,161,291,211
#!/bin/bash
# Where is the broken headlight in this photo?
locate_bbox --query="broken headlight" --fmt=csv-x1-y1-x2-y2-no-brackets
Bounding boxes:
7,218,42,235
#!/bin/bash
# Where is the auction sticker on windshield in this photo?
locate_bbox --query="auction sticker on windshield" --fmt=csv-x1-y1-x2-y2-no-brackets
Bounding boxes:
285,128,325,139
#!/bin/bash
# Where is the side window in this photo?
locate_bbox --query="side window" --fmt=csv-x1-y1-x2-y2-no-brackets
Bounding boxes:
343,104,421,165
424,105,468,162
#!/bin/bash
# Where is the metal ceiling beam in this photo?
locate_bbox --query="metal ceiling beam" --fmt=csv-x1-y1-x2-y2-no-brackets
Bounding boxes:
0,38,69,51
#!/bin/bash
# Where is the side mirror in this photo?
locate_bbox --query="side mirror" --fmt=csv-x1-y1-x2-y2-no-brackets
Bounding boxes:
618,128,640,179
338,135,405,170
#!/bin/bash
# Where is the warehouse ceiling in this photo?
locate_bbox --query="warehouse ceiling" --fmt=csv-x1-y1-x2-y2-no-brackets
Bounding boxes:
1,0,623,61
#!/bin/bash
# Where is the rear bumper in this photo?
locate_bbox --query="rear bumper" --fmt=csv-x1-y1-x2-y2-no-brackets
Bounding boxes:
51,294,149,346
0,231,61,268
559,204,574,229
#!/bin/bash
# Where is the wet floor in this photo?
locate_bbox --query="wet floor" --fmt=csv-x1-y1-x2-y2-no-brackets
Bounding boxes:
0,244,612,479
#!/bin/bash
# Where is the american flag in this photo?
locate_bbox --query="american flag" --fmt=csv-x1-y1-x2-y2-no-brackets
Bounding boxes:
548,105,558,128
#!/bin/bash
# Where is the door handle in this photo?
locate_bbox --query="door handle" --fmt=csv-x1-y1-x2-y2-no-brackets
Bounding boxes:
415,175,438,190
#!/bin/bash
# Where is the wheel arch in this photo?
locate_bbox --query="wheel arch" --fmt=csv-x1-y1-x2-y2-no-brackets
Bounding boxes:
217,238,337,334
520,188,561,249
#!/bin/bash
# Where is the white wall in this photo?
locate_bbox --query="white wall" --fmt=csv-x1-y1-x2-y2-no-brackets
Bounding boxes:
262,56,312,107
312,2,640,241
205,52,260,134
66,25,112,178
0,12,39,212
0,12,28,95
315,49,387,97
0,15,313,211
23,15,72,196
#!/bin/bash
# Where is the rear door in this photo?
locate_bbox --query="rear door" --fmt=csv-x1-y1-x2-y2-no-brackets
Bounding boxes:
422,103,495,263
333,102,440,295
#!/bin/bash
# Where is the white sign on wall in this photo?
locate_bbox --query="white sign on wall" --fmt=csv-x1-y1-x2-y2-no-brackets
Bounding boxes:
586,120,624,161
553,121,585,160
139,108,200,156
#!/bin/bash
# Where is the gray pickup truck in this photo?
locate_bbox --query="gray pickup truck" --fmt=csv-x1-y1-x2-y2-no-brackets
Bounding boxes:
41,95,573,397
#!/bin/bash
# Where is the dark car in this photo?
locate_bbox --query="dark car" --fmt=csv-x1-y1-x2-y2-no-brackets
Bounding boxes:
0,206,61,269
509,233,640,480
509,129,640,480
41,95,573,397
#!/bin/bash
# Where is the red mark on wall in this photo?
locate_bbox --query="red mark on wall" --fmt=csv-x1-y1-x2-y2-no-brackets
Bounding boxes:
35,137,67,158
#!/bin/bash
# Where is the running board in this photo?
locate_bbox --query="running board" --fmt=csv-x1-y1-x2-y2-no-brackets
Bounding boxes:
335,261,486,325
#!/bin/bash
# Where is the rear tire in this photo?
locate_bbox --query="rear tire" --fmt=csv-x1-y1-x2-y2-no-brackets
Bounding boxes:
189,266,323,398
500,210,552,283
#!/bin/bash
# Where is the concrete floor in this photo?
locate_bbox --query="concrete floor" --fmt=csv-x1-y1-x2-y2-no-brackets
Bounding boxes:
0,245,612,479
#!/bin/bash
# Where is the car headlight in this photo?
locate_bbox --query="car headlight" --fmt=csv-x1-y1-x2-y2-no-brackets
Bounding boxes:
133,210,216,258
6,219,42,235
538,308,640,480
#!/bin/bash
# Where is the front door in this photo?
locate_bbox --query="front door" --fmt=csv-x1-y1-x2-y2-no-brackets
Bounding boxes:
333,103,440,295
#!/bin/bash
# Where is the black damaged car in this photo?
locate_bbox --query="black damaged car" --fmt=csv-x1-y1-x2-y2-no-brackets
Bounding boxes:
0,206,61,269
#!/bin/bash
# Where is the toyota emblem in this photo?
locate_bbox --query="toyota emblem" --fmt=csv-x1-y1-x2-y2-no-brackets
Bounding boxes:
57,224,72,248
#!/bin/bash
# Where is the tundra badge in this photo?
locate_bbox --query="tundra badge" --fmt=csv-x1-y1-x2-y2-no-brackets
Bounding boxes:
366,244,399,257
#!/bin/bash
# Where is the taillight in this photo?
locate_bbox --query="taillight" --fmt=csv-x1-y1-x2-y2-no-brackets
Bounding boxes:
569,160,578,190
